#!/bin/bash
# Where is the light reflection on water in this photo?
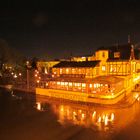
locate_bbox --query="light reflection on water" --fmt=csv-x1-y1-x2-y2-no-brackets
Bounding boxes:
35,96,140,132
1,89,140,140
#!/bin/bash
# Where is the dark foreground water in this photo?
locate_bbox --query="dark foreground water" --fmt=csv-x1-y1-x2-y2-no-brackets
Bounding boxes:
1,88,140,140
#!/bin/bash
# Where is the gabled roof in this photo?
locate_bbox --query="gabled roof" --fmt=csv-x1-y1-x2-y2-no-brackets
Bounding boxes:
53,61,100,68
97,43,140,61
92,76,124,84
107,44,131,60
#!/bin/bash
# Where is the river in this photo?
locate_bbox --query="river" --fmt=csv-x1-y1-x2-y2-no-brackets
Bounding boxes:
0,88,140,140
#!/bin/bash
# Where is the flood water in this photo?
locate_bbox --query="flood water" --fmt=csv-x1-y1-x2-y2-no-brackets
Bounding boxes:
1,88,140,140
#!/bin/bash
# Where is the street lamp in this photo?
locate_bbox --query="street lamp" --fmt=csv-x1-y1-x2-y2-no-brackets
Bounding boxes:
26,61,32,90
26,61,29,90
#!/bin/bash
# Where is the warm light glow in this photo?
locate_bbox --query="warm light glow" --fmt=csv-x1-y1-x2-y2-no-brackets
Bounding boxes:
60,69,62,74
14,74,17,78
37,80,40,83
36,102,41,110
45,69,48,74
89,84,92,88
104,115,108,126
19,73,22,76
94,83,100,88
66,68,69,73
92,111,96,118
61,82,65,86
46,83,48,86
111,113,115,121
57,82,61,85
81,113,85,120
26,61,29,65
69,82,72,86
102,65,106,71
73,111,77,116
133,76,140,82
60,106,64,112
102,115,105,120
98,116,101,123
65,82,68,86
134,93,139,99
82,83,86,88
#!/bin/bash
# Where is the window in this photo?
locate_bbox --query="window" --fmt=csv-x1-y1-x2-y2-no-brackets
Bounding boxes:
60,68,62,74
66,68,69,74
102,52,105,58
114,52,120,58
102,65,106,71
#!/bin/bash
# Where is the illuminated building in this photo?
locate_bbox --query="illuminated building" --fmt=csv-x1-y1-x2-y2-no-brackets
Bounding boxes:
36,43,140,104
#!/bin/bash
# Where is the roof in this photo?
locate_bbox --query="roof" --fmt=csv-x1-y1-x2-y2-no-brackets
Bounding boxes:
108,44,131,60
53,61,100,68
92,76,124,84
97,43,140,61
107,59,129,62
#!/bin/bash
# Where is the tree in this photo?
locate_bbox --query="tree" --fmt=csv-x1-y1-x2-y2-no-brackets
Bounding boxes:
31,57,38,69
0,39,11,71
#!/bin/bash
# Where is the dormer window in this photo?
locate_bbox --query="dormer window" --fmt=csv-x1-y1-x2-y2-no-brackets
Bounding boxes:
114,52,120,58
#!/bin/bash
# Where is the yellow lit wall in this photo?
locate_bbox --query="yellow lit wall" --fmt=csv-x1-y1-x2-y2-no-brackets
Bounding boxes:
71,55,96,62
107,60,138,76
95,50,109,61
52,66,100,78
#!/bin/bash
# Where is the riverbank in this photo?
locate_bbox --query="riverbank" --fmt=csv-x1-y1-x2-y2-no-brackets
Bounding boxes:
0,84,139,107
0,84,35,93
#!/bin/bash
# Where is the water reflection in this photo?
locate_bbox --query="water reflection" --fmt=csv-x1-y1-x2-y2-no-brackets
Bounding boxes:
35,96,140,132
1,88,140,139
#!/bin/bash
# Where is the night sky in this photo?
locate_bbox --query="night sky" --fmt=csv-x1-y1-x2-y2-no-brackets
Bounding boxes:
0,0,140,60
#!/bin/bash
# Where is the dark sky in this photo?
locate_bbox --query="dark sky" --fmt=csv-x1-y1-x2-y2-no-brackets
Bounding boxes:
0,0,140,60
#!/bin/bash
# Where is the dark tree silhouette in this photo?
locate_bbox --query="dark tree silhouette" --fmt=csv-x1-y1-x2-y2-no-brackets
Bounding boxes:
31,57,38,69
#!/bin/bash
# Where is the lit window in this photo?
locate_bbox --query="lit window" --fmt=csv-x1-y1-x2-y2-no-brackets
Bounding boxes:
60,68,62,74
82,83,86,88
65,82,68,86
77,83,81,87
114,52,120,58
75,83,78,86
94,83,100,88
57,82,61,85
102,65,106,71
66,68,69,73
110,65,116,72
94,84,97,88
61,82,65,86
72,68,75,74
69,82,72,86
89,84,92,88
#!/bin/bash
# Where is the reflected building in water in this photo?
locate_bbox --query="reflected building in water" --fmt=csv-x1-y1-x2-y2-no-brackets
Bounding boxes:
36,96,140,132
